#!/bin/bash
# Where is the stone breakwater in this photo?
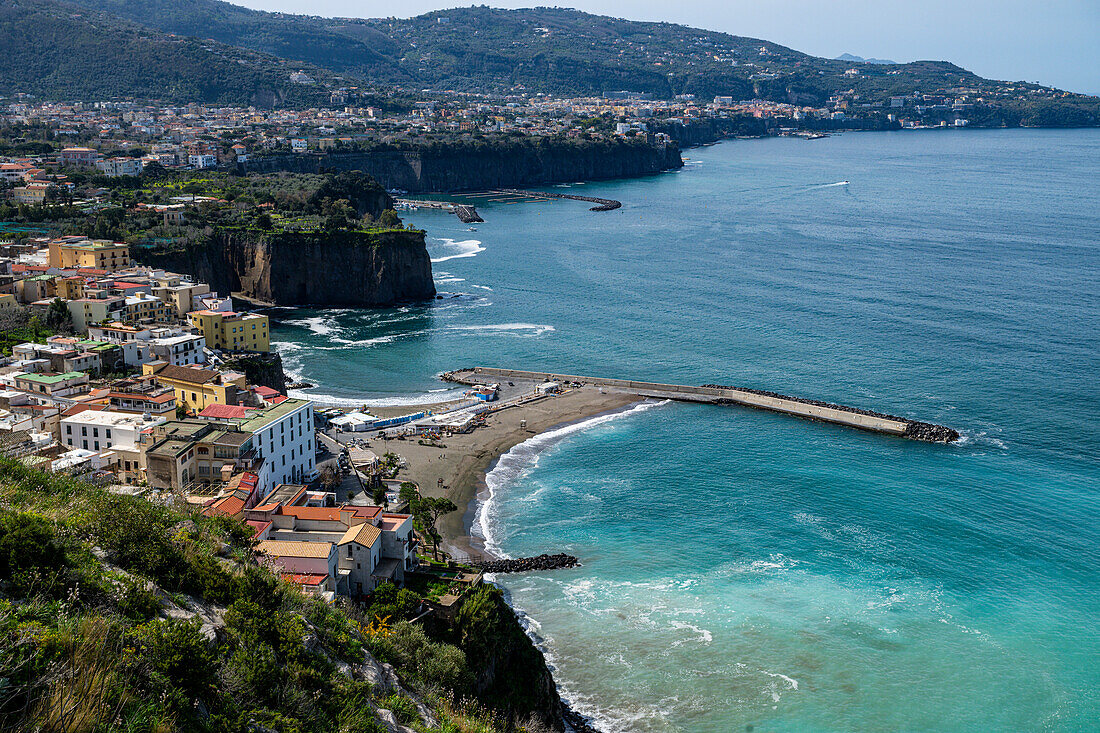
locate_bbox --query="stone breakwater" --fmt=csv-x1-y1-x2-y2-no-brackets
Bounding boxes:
474,553,580,573
496,188,622,211
702,385,961,443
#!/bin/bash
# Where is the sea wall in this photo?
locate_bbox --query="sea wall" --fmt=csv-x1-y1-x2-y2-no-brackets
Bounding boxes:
446,367,959,442
240,141,683,193
132,229,435,307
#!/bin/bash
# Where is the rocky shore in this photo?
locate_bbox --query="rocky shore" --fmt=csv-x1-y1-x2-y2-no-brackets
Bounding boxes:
473,553,580,574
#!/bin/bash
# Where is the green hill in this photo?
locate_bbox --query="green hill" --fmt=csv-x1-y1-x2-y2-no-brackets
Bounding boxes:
0,0,338,106
0,458,562,732
53,0,1100,110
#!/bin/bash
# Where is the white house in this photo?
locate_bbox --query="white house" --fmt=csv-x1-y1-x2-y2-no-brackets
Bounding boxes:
61,409,166,453
188,154,217,169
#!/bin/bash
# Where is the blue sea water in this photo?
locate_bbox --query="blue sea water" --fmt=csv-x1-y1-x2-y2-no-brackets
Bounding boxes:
272,129,1100,732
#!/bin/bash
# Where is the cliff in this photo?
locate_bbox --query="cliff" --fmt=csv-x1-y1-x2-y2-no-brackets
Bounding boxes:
650,116,768,147
448,586,564,731
241,140,683,193
133,228,435,307
219,352,288,394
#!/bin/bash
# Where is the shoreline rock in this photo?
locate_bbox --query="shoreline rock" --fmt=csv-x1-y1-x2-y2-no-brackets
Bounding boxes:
473,553,579,574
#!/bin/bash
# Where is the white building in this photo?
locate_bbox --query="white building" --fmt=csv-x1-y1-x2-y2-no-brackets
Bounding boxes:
224,399,316,494
95,157,143,177
188,154,217,169
150,334,206,366
61,409,166,453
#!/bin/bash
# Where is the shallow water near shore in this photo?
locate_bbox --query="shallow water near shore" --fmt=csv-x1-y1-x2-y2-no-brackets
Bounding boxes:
273,129,1100,731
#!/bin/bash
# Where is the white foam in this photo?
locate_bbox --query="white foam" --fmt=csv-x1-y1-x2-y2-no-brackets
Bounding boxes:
447,322,556,337
282,315,337,337
430,238,485,263
669,619,713,645
476,399,669,559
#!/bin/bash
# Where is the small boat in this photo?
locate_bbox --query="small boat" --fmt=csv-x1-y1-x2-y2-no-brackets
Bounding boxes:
467,226,478,231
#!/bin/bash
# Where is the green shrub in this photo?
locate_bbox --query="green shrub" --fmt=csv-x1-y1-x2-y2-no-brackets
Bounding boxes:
383,693,419,724
117,576,162,621
0,510,69,598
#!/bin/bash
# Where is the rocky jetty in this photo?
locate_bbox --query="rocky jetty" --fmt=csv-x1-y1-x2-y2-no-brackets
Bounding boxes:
474,553,579,573
703,384,959,443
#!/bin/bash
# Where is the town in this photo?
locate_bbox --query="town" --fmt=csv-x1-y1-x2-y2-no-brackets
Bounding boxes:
0,228,446,603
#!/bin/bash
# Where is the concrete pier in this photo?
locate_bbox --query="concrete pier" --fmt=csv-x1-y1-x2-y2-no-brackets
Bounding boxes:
443,367,959,443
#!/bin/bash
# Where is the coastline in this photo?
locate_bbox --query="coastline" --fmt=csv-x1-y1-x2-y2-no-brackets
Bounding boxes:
371,388,642,560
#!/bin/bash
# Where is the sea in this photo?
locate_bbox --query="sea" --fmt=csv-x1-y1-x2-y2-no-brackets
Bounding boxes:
271,128,1100,732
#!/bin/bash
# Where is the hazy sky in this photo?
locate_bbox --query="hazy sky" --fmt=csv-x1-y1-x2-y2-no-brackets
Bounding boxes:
235,0,1100,95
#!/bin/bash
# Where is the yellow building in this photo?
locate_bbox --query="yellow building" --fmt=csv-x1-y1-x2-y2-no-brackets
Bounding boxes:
0,293,17,310
142,362,247,412
48,238,131,271
188,310,270,353
54,276,86,300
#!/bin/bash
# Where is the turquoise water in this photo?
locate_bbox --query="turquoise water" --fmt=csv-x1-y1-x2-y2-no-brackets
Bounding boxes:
272,129,1100,732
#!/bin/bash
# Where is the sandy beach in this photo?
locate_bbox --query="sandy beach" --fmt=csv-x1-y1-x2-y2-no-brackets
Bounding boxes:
364,388,641,560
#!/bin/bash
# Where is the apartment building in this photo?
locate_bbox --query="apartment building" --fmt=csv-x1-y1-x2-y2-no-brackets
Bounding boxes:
188,310,270,352
142,362,245,411
48,238,131,271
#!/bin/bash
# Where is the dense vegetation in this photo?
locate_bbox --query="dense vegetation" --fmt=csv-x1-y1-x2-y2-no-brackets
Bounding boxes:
0,0,337,106
0,168,409,244
0,459,560,732
47,0,1100,122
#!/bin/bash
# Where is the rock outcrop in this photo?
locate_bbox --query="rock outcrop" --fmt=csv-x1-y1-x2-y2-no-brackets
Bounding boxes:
133,229,435,307
219,352,288,394
240,140,683,193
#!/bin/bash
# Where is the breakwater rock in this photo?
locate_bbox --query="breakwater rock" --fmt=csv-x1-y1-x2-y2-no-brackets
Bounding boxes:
703,384,960,443
474,553,579,573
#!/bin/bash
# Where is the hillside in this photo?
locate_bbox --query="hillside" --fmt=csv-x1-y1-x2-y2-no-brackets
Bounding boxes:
0,0,338,106
53,0,1100,114
0,458,564,732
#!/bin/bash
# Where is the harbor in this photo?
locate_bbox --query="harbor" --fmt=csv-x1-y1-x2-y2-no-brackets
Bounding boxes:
443,367,959,442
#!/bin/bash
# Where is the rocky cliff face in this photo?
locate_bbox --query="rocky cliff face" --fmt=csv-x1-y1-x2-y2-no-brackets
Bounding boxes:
133,229,435,307
650,116,768,146
219,352,288,394
242,142,683,193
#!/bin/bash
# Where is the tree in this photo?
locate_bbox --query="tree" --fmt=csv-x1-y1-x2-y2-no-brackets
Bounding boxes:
371,483,387,506
255,211,273,230
175,402,188,420
44,298,72,332
398,481,418,507
411,497,457,562
378,208,401,228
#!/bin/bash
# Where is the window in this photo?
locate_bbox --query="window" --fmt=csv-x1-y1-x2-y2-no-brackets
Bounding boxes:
347,545,352,558
82,440,87,449
66,425,72,434
105,429,111,439
93,441,99,450
81,426,87,436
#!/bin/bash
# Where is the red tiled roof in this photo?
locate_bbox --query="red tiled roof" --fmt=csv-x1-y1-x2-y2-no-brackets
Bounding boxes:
280,506,346,521
253,386,279,396
203,494,246,517
61,403,106,417
281,573,327,587
245,519,272,536
198,403,253,419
